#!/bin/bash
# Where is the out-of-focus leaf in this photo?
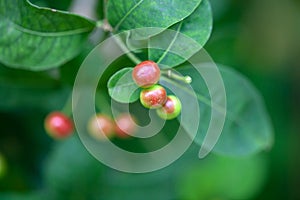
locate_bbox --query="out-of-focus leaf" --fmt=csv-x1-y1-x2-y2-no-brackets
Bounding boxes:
0,0,95,70
107,68,141,103
163,64,273,156
177,154,268,200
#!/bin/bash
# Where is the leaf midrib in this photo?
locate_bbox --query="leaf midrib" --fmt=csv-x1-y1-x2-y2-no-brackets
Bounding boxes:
8,20,93,37
114,0,145,31
156,22,183,64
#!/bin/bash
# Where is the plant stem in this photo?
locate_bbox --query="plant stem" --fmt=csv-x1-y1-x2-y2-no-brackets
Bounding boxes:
114,34,142,65
161,69,192,84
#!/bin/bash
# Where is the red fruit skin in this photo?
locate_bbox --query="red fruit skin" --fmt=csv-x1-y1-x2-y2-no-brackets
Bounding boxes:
87,114,115,140
44,112,74,139
132,60,160,88
140,85,167,109
115,114,137,138
162,97,176,114
156,95,182,120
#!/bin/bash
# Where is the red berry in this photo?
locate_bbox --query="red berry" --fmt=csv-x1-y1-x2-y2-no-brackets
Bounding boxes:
140,85,167,109
87,114,115,140
44,111,74,139
156,95,182,120
115,114,137,138
132,60,160,88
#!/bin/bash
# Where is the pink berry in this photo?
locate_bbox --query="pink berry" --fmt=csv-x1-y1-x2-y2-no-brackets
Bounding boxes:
87,114,115,140
44,111,74,139
115,114,137,138
132,60,160,88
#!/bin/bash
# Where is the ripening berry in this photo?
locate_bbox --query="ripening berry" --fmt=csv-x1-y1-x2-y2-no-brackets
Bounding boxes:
156,95,182,120
140,85,167,109
44,111,74,139
87,114,115,140
132,60,160,88
115,114,137,138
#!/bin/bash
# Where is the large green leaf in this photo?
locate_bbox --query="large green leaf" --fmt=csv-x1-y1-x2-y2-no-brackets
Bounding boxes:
161,64,273,156
149,0,213,68
44,136,103,198
0,64,69,111
107,67,141,103
107,0,202,38
177,154,268,200
0,0,95,70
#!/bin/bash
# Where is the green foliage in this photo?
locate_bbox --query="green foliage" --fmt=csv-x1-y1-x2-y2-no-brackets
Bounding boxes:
0,0,95,70
177,153,268,200
107,68,141,103
107,0,202,38
149,0,213,67
0,0,276,199
0,64,69,111
44,136,103,199
172,64,273,156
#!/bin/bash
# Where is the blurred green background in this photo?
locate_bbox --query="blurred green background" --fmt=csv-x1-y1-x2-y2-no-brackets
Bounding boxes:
0,0,299,199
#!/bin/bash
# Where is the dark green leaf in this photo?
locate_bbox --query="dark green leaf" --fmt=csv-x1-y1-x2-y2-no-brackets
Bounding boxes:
149,0,213,68
161,64,273,156
177,154,268,200
0,64,69,111
107,0,202,38
44,136,103,197
0,0,95,70
29,0,72,11
107,67,141,103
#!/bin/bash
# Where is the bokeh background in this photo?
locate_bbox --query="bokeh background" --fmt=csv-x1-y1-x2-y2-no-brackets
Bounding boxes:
0,0,299,199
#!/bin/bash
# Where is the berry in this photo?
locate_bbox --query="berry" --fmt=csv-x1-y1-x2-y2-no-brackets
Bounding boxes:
156,95,182,120
140,85,167,109
44,111,74,139
115,114,137,138
87,114,115,140
132,60,160,88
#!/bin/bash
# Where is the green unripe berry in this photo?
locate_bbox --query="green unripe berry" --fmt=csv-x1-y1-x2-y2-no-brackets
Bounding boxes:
156,95,182,120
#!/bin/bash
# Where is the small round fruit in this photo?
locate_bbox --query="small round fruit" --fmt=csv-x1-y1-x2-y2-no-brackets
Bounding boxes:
115,114,137,138
44,111,74,139
140,85,167,109
132,60,160,88
87,114,115,140
156,95,182,120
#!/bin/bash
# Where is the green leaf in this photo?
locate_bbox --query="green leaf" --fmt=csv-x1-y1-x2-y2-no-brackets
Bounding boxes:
161,64,273,156
149,0,213,68
0,0,95,70
107,68,141,103
0,64,69,111
107,0,202,38
177,154,268,200
30,0,73,11
44,136,103,197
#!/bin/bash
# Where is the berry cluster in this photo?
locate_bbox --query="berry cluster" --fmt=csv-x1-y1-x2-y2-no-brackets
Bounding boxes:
87,113,137,140
44,111,137,141
132,61,182,120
